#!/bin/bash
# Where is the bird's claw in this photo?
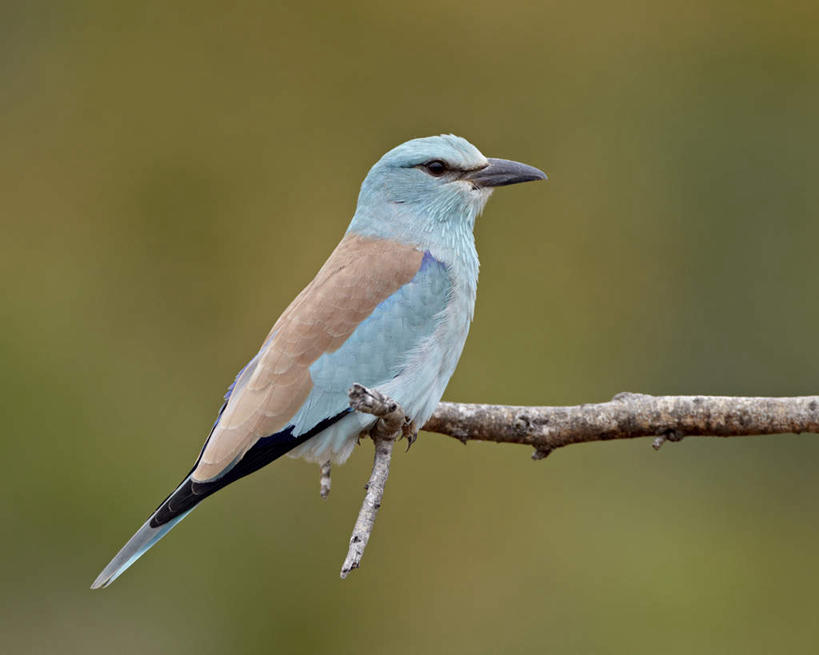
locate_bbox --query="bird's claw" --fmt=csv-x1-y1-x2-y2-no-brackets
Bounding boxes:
401,419,418,452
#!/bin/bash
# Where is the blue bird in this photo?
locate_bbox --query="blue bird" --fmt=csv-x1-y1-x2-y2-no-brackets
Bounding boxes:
91,134,546,588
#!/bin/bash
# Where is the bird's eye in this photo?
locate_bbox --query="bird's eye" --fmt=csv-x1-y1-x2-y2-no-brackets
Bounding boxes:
424,160,448,176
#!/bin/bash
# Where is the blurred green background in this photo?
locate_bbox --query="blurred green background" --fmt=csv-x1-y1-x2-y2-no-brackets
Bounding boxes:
2,1,819,653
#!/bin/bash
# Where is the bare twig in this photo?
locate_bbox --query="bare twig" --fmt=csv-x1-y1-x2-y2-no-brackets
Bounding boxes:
319,460,331,499
340,384,406,579
422,393,819,457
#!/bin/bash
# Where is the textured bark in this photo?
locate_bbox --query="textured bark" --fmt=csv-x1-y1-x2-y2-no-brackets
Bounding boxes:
319,461,331,499
422,393,819,458
340,385,407,579
340,390,818,578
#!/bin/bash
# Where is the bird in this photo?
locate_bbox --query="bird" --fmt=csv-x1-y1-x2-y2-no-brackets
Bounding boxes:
91,134,546,589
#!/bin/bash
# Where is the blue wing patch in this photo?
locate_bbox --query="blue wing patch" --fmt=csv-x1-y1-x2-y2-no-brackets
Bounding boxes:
290,251,451,434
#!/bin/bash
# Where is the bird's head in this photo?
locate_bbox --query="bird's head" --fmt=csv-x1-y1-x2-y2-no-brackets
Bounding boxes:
348,134,546,249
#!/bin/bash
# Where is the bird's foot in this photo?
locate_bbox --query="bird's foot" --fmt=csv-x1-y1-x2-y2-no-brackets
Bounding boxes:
401,419,418,452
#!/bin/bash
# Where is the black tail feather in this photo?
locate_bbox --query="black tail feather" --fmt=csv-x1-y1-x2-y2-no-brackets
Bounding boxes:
151,409,351,527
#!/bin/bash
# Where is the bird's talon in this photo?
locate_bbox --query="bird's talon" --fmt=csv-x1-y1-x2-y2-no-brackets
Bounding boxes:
402,419,418,451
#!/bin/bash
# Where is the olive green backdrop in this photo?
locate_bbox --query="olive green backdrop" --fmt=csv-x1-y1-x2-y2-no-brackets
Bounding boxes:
2,1,818,653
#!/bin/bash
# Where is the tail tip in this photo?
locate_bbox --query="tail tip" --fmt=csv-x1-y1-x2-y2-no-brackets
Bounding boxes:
90,568,116,590
89,575,109,590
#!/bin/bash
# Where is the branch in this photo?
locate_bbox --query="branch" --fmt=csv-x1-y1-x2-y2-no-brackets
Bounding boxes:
340,384,408,579
319,460,331,499
337,391,817,578
422,393,819,458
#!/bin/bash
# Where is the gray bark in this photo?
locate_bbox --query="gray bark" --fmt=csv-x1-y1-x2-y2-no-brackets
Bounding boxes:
340,384,408,579
339,390,818,578
422,393,819,458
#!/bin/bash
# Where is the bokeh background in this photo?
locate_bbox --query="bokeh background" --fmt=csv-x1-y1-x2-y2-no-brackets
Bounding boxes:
3,1,819,653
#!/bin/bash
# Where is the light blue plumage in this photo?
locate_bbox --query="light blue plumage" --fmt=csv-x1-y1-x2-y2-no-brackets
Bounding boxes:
289,252,452,462
91,134,546,588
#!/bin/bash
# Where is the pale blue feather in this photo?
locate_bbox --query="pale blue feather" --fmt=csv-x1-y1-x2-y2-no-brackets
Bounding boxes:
288,252,452,461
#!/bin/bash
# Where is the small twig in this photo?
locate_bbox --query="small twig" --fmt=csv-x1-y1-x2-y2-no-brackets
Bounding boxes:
340,384,406,579
319,460,331,499
652,429,685,451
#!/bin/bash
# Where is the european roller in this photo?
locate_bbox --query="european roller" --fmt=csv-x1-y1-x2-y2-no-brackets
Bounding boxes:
91,134,546,589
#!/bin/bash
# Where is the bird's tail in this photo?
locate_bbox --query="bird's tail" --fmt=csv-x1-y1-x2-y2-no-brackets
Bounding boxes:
90,475,196,589
91,410,354,589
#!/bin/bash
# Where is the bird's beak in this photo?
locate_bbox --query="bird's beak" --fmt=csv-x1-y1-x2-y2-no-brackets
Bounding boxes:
465,158,548,188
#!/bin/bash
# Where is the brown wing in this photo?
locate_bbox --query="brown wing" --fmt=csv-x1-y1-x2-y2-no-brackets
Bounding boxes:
192,233,424,481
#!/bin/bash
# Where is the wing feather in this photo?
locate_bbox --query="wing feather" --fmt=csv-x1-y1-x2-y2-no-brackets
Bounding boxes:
192,234,425,481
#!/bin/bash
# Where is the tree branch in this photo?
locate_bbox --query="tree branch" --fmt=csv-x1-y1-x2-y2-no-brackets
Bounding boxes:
338,391,818,579
422,393,819,458
319,460,332,499
340,384,408,579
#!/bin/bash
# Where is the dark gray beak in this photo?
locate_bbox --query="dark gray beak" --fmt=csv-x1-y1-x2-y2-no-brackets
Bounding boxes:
466,157,548,188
